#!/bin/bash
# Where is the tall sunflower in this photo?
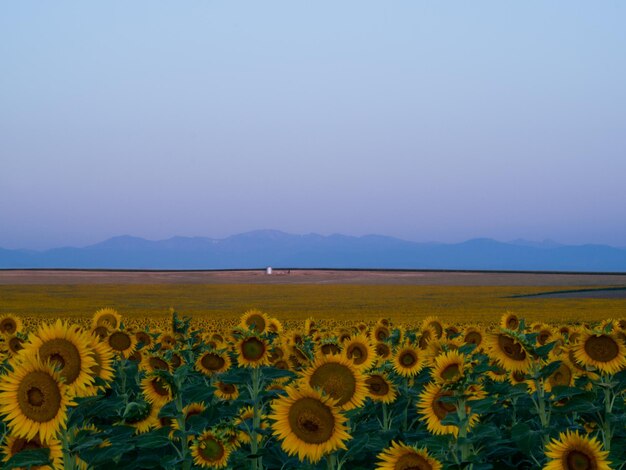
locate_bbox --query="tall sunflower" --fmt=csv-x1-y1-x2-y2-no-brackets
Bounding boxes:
544,430,611,470
92,308,122,330
0,314,22,336
393,343,425,377
106,330,137,359
343,334,376,371
431,350,466,384
270,385,351,464
572,331,626,374
239,309,269,334
23,320,96,397
191,430,231,468
500,312,520,330
301,355,367,411
487,333,531,372
365,373,397,404
141,374,173,406
196,351,231,376
236,336,270,368
0,353,73,442
214,381,239,401
376,440,442,470
421,317,444,339
416,383,478,437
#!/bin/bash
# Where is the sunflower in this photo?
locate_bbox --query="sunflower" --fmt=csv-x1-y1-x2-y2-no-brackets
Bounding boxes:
214,381,239,401
487,333,531,372
431,350,466,384
124,401,161,434
365,373,397,404
191,430,231,469
318,341,341,357
23,320,96,397
373,324,391,342
157,332,177,350
92,308,122,330
2,434,64,470
463,326,484,350
267,317,284,334
537,328,554,346
416,382,479,436
106,330,137,359
572,331,626,374
544,358,576,392
90,325,110,341
7,334,25,355
301,354,367,411
134,330,153,348
239,309,268,334
375,440,442,470
500,312,520,330
343,334,376,370
0,353,73,442
0,314,22,336
544,430,611,470
393,343,425,377
422,317,444,339
375,342,392,360
172,402,207,432
141,354,171,373
195,351,231,376
141,374,173,406
270,385,351,464
236,336,270,368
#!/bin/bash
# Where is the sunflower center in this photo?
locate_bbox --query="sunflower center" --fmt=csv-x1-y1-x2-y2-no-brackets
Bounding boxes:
11,437,43,454
347,344,366,364
376,328,389,341
549,363,572,387
109,332,132,351
242,337,266,361
92,326,109,339
151,378,170,396
400,351,417,367
465,332,482,345
149,357,169,371
198,436,224,462
396,451,433,470
288,397,335,444
376,343,390,358
433,392,456,420
39,338,81,385
201,353,224,371
365,375,389,396
506,317,519,329
1,319,17,334
171,354,182,368
441,364,461,381
583,335,619,363
18,371,62,423
98,313,119,329
9,336,24,352
322,344,340,355
565,450,593,470
309,363,357,407
246,314,266,333
498,335,527,361
219,383,236,394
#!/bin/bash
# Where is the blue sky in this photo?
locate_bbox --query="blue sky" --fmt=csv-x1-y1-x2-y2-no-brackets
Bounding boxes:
1,2,625,249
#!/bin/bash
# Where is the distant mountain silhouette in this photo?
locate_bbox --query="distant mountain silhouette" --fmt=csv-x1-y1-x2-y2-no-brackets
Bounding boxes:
1,230,626,271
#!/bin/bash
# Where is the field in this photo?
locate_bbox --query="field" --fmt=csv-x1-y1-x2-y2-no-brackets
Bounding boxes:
0,270,625,469
1,269,626,326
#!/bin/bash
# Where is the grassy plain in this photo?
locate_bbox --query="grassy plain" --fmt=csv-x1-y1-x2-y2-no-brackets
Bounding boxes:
1,283,625,326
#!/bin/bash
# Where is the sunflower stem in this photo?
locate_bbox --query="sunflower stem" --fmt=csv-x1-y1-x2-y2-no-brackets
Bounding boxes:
382,402,391,431
175,389,191,469
250,366,263,470
326,453,338,470
601,378,614,452
456,397,470,462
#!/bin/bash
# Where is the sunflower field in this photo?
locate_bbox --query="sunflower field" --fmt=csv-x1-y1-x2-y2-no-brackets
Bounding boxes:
0,309,625,469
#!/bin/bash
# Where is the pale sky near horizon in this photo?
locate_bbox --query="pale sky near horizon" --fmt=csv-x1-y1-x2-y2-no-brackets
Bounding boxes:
2,2,626,250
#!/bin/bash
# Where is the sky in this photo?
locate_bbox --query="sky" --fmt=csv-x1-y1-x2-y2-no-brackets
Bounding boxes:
1,2,626,250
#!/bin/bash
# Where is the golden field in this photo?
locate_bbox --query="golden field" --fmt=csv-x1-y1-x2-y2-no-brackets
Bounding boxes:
1,283,625,326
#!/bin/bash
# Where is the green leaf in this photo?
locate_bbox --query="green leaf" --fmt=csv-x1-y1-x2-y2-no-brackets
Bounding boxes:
5,448,51,469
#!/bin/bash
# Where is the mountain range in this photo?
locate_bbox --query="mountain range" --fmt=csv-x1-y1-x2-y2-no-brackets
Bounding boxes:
1,230,626,271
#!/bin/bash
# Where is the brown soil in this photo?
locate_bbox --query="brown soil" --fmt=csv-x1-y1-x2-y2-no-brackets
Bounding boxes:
1,269,626,287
